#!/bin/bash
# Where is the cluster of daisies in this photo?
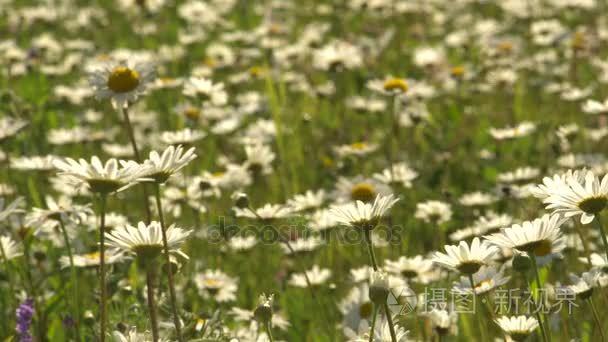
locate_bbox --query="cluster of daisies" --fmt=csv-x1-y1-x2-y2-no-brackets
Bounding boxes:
3,0,608,341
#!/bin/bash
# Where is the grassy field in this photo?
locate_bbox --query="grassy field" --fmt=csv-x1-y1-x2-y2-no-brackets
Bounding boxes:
1,0,608,341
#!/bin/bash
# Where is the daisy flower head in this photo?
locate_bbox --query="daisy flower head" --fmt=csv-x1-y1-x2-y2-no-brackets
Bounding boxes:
367,76,409,96
141,145,197,183
383,255,436,283
60,250,124,268
195,269,239,302
334,176,392,203
533,169,608,224
0,235,22,261
495,316,539,342
330,194,399,230
89,59,155,109
53,156,149,194
160,128,206,145
415,200,452,224
288,265,331,287
452,265,510,295
182,76,228,106
106,221,191,268
560,269,602,299
432,237,498,275
484,214,567,259
373,162,418,188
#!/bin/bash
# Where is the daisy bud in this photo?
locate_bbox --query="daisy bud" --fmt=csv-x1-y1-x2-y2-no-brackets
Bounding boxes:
233,192,250,209
512,253,532,273
254,293,274,324
369,269,390,306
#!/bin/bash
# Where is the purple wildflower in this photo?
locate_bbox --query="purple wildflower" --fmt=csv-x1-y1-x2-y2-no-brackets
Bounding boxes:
15,298,34,342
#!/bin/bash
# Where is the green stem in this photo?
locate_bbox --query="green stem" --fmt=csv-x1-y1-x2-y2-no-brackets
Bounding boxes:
247,206,334,338
98,194,108,342
468,274,487,342
120,106,152,224
593,216,608,262
363,228,397,342
523,266,549,342
588,297,605,341
154,185,184,342
58,219,82,342
369,305,378,342
146,268,160,342
264,321,274,342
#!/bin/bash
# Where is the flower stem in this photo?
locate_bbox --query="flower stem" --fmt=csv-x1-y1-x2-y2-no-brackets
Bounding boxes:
593,216,608,262
369,305,378,342
146,268,160,342
120,106,152,224
468,274,487,342
98,194,108,342
153,184,184,342
362,228,397,342
58,219,82,342
264,321,274,342
246,206,334,337
588,297,605,341
525,257,549,342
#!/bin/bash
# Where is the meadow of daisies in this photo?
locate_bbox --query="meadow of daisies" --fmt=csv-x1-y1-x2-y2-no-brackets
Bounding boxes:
4,0,608,341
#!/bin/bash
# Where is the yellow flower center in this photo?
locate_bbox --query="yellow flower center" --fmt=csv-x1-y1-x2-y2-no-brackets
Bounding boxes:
450,66,465,77
212,171,225,178
497,42,513,53
577,196,608,214
84,252,100,261
383,78,408,93
572,32,586,50
474,279,492,290
249,66,266,78
107,66,140,93
351,183,376,202
184,107,201,120
204,278,222,288
349,142,368,150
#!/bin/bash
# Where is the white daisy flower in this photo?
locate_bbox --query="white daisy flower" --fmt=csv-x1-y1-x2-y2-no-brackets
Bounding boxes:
105,221,191,261
141,145,197,183
160,128,206,145
373,162,418,188
415,200,452,224
53,156,149,194
288,265,331,287
183,76,228,106
0,236,22,261
334,176,393,203
452,265,511,295
195,269,239,302
432,237,499,274
533,169,608,224
233,203,292,221
60,250,125,268
494,316,539,341
330,194,399,230
384,255,436,284
484,214,567,258
287,189,326,212
244,144,275,175
89,60,155,109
